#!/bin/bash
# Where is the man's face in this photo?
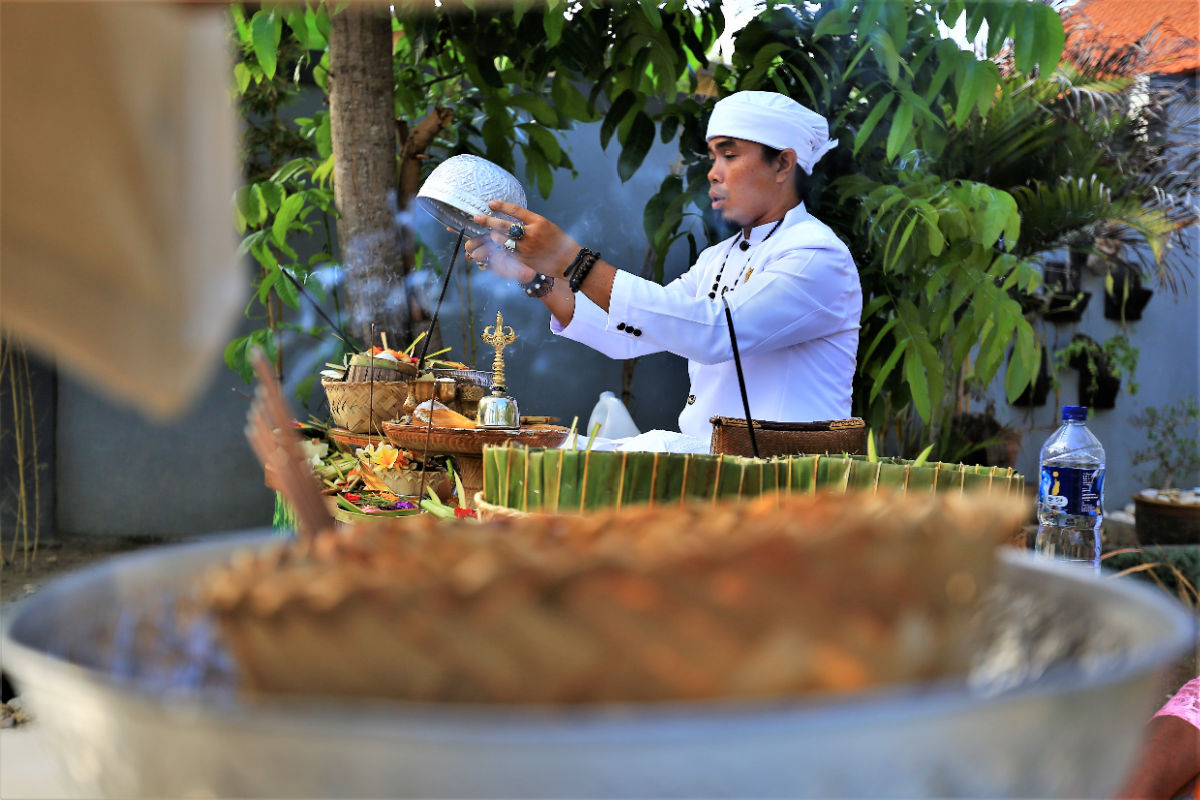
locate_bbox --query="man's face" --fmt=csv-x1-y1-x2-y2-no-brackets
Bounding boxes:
706,137,781,229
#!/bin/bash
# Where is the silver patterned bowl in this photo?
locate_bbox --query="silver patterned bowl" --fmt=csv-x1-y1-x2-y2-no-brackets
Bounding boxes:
416,154,526,238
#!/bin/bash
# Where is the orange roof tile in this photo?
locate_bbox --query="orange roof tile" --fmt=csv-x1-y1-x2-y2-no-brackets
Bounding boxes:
1065,0,1200,75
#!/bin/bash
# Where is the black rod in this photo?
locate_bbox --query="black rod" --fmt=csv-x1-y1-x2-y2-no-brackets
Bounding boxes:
278,268,362,352
722,296,759,459
417,227,466,373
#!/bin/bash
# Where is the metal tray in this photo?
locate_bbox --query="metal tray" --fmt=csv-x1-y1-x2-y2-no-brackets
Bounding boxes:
3,532,1194,798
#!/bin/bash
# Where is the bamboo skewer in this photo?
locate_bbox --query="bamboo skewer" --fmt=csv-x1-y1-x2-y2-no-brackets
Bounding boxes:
247,352,334,545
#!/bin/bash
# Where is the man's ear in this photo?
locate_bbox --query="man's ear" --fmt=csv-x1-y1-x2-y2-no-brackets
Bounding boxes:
776,148,799,184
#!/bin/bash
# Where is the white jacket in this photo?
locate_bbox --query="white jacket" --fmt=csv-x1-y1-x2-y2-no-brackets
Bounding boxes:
552,203,861,440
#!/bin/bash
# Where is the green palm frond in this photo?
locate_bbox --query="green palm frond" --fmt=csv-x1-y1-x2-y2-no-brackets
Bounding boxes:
1011,176,1176,262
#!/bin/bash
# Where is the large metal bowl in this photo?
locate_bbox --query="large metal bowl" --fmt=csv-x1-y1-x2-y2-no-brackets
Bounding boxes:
3,532,1194,798
416,154,526,238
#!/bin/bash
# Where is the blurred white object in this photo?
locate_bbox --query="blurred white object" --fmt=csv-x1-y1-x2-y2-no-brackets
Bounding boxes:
616,429,709,453
0,4,240,419
415,154,526,237
586,390,641,440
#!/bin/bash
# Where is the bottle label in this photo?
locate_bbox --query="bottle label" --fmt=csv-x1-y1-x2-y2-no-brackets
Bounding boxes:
1040,465,1104,516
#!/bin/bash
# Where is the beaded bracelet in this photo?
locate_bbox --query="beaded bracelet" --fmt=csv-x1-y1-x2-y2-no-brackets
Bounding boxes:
520,273,554,298
568,250,601,293
562,248,593,279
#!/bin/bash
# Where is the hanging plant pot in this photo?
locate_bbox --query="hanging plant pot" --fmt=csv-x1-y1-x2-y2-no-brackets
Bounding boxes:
1078,368,1120,410
1104,279,1154,322
1011,345,1051,407
1042,291,1091,323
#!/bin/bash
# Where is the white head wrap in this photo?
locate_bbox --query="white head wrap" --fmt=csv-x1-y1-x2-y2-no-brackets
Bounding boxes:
706,91,838,175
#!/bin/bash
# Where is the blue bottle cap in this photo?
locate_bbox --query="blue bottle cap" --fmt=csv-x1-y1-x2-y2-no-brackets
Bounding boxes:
1062,405,1088,421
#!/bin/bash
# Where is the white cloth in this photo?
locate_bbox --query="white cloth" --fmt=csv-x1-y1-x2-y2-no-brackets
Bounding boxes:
0,4,241,419
706,91,838,175
558,429,710,454
553,203,861,441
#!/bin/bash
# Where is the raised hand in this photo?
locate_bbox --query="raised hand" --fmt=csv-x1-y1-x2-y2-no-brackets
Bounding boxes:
469,201,582,279
460,231,534,283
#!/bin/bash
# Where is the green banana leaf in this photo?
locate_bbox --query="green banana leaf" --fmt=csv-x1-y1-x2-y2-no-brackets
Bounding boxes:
581,449,622,510
683,452,721,503
525,449,544,511
621,451,658,507
557,449,584,512
479,446,1025,511
541,448,563,513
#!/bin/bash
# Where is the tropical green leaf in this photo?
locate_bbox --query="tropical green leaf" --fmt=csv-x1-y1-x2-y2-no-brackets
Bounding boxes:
543,0,566,46
250,10,281,80
551,70,594,121
1031,2,1065,75
272,192,306,247
812,5,851,40
853,92,895,155
224,335,253,384
600,90,637,150
617,111,655,182
1005,317,1038,402
886,100,914,162
510,92,557,126
234,62,253,95
638,0,662,29
522,123,563,165
870,340,907,403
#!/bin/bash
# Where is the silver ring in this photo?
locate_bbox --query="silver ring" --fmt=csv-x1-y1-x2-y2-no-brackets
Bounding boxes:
508,222,525,240
503,238,517,253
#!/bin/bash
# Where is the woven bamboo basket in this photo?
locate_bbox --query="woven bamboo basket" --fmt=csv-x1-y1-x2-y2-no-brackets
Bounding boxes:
345,355,418,384
322,379,410,434
710,416,868,458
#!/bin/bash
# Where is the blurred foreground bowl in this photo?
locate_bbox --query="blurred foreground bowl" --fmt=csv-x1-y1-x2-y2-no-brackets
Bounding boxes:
3,533,1194,798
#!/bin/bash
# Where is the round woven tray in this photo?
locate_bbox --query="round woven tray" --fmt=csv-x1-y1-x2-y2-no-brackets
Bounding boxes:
380,422,570,456
327,427,389,452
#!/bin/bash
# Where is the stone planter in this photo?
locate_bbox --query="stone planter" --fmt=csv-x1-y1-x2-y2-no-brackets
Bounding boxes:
1134,490,1200,546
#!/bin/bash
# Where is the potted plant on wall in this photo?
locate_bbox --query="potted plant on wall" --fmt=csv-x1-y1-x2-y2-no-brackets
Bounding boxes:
1039,257,1093,323
1053,333,1139,410
1130,398,1200,545
1097,235,1154,322
1104,267,1154,322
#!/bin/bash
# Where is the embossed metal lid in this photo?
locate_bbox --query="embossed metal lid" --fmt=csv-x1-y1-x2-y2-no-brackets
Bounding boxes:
416,154,527,237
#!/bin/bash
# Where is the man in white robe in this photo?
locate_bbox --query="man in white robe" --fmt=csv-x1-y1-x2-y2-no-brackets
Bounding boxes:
465,91,861,450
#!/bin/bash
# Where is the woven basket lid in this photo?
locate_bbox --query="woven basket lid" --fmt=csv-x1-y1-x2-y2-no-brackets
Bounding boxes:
416,154,526,237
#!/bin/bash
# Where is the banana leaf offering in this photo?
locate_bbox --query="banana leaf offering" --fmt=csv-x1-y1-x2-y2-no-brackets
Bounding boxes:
481,447,1024,514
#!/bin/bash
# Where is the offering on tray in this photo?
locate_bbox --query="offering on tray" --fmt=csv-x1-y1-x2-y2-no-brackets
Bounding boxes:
353,443,444,496
411,400,477,429
202,491,1026,704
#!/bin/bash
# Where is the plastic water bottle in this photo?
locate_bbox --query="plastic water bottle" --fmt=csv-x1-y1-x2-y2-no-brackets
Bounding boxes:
1035,405,1105,574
